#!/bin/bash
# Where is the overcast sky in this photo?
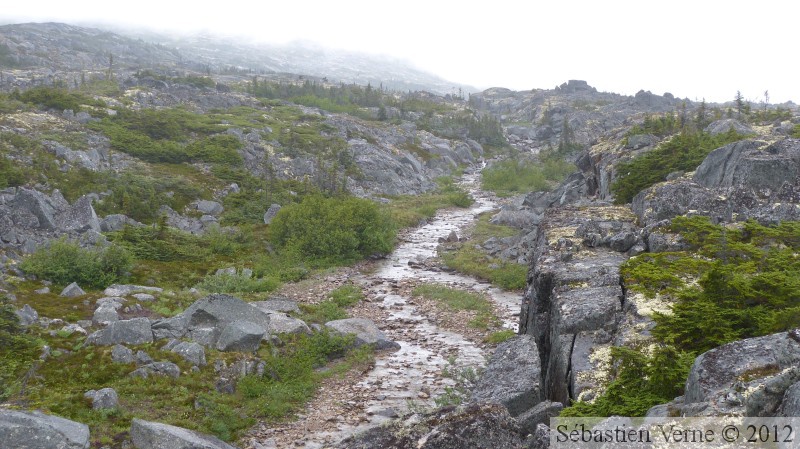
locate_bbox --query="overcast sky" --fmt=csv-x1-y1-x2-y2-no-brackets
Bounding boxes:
2,0,798,103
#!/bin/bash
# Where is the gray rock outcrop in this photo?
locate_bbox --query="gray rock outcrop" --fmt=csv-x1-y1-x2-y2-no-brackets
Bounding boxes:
471,335,542,416
0,409,90,449
130,361,181,379
681,331,800,416
704,118,754,136
130,418,239,449
325,318,399,350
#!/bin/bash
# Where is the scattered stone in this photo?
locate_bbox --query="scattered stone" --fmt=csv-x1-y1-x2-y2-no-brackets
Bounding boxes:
34,286,50,294
111,344,135,364
263,203,281,225
15,304,38,326
135,350,153,366
130,418,238,449
170,341,207,366
84,388,119,410
0,409,91,449
195,200,224,216
132,293,156,302
325,318,399,350
264,313,312,335
130,361,181,379
60,282,86,297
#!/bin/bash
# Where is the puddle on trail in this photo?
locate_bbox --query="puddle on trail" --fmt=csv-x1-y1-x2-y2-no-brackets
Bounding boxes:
294,169,523,447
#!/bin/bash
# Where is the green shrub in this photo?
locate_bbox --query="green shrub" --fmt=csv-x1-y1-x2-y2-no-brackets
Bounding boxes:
270,195,395,266
611,130,748,204
196,272,278,294
20,239,133,289
561,346,694,417
328,284,363,308
298,286,362,325
185,134,243,165
0,297,41,401
15,86,103,111
482,157,573,197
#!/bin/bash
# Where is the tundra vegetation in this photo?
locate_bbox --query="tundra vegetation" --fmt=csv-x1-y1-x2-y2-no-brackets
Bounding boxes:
563,217,800,417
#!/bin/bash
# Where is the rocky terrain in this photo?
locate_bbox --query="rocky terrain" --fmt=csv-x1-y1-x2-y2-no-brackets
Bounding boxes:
2,20,800,449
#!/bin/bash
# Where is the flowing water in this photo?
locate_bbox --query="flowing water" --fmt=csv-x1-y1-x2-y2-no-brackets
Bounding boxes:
255,168,524,448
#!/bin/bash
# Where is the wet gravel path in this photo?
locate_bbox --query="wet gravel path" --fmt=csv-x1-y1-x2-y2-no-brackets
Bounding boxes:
243,170,522,449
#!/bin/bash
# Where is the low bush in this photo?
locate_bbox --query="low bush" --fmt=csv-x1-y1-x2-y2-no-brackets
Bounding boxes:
0,297,41,401
20,238,133,289
611,129,748,204
196,272,278,294
482,157,573,197
270,195,395,266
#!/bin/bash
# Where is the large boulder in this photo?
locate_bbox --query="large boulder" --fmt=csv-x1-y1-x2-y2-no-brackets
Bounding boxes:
694,139,799,192
683,331,800,416
86,317,153,345
325,318,399,350
471,334,542,416
0,409,90,449
56,195,101,233
262,203,281,225
84,387,119,410
15,304,39,326
194,200,223,216
130,418,239,449
130,361,181,379
336,402,526,449
151,294,271,345
100,214,143,232
167,341,207,366
11,188,58,230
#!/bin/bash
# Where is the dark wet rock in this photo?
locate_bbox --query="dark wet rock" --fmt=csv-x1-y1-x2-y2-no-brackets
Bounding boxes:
215,320,265,352
15,304,38,326
528,423,551,449
704,118,754,136
682,332,800,416
263,203,281,224
471,335,541,416
336,402,526,449
130,361,181,379
111,344,135,364
0,409,90,449
325,318,399,350
86,317,153,345
516,401,562,437
780,382,800,417
84,387,119,410
130,418,239,449
60,282,86,297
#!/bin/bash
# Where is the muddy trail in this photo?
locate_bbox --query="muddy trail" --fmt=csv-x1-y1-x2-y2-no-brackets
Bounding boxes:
244,168,523,449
